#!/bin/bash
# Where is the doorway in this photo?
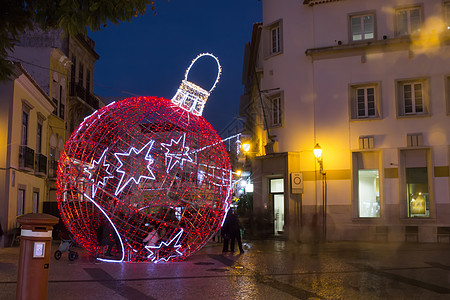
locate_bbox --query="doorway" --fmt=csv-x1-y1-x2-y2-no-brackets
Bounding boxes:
270,178,284,235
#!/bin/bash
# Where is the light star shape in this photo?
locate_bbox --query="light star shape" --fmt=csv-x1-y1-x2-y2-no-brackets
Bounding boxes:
145,229,184,263
114,140,156,195
161,133,193,173
83,147,113,197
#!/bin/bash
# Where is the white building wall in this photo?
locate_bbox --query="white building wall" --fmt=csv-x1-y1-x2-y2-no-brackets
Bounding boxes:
253,0,450,242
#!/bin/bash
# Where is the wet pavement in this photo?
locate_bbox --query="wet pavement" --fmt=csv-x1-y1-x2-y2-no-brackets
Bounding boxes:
1,238,450,299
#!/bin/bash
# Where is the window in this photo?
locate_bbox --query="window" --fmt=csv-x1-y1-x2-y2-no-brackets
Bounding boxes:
445,2,450,30
52,78,58,116
396,6,422,36
21,111,28,146
86,69,91,94
407,133,423,147
264,20,283,57
270,95,283,127
350,13,375,41
32,191,39,213
350,83,380,120
271,26,281,54
353,152,380,218
59,84,65,119
272,97,281,126
18,188,25,216
401,149,430,218
49,147,56,178
396,79,429,116
446,76,450,114
358,170,380,217
270,178,284,234
78,62,84,85
70,56,76,95
359,136,374,149
36,123,42,154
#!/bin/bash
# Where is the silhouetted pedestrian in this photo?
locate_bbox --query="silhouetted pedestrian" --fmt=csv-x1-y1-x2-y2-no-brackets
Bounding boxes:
221,210,244,253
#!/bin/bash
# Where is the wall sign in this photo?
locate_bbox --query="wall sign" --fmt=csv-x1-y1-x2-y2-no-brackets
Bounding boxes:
291,172,303,194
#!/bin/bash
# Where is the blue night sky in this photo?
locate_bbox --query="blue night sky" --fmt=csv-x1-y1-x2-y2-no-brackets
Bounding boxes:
89,0,262,133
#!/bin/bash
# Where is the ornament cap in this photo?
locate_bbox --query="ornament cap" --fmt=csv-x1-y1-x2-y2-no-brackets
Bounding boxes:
171,53,221,116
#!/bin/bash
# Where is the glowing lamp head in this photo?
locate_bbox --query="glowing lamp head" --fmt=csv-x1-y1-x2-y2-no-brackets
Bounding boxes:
236,170,242,177
313,143,322,160
242,142,251,153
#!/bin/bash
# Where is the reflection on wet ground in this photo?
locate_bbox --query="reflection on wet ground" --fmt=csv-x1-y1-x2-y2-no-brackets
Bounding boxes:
1,239,449,299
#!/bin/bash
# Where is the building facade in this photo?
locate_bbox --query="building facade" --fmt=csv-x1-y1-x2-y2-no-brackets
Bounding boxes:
0,29,102,245
241,0,450,242
11,29,102,218
0,64,55,246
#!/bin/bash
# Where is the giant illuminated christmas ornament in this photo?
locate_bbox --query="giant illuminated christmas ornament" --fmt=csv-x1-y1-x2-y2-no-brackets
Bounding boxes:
56,53,232,263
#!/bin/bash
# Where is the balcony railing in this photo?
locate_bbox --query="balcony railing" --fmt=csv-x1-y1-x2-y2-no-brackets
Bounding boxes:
70,82,99,109
19,146,35,170
35,153,47,175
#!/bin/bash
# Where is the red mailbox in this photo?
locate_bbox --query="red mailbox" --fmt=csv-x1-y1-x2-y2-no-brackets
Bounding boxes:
16,213,59,300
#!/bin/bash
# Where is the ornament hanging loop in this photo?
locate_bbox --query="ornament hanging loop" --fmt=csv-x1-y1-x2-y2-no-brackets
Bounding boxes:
171,53,222,117
184,53,222,93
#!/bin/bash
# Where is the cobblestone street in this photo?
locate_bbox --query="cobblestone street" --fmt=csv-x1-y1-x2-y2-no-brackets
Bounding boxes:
1,239,450,299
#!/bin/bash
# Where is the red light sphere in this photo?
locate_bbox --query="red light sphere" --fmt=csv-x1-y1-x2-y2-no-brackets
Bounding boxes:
56,96,232,262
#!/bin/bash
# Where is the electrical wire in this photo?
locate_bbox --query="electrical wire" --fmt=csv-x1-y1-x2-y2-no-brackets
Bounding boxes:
6,55,138,97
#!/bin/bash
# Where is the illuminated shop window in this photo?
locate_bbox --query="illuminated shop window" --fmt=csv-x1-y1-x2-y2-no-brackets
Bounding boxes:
358,169,380,218
270,178,284,193
406,167,429,217
270,178,284,234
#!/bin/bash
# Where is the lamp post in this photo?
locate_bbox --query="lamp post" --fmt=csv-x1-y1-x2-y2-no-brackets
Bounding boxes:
313,143,327,241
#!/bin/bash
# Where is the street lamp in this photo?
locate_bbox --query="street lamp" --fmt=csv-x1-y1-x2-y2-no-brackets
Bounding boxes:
313,143,323,172
313,143,327,241
242,142,251,153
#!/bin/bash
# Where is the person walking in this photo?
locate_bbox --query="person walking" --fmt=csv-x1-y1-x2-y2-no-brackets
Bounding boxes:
222,210,244,254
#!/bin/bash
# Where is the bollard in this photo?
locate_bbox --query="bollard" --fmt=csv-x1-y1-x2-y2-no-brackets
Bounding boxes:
16,213,59,300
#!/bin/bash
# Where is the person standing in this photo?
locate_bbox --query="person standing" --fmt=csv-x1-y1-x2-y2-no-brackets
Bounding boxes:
222,210,244,253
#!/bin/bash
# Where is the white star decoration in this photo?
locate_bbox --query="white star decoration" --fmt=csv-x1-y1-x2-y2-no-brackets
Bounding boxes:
114,140,156,195
145,229,184,263
161,133,193,173
83,148,113,197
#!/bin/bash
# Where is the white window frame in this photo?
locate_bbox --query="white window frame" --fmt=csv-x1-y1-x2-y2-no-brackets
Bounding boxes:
32,190,39,214
21,111,29,146
36,122,42,154
444,1,450,31
17,187,26,216
349,12,376,42
396,78,429,117
271,26,281,54
395,5,422,37
264,19,283,58
446,75,450,115
268,92,284,128
349,83,380,120
272,97,281,126
403,82,423,114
